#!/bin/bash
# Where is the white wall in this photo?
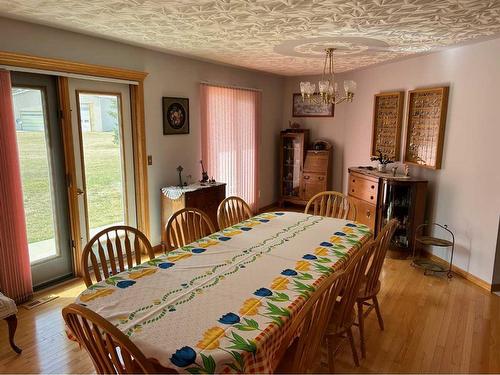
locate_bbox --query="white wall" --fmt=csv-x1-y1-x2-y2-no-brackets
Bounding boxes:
285,38,500,284
0,17,284,246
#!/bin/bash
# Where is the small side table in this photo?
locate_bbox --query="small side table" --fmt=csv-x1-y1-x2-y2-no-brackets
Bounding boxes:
0,292,22,353
412,223,455,278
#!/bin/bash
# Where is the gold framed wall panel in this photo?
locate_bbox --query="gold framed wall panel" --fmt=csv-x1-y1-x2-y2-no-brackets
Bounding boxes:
404,87,449,169
371,91,404,161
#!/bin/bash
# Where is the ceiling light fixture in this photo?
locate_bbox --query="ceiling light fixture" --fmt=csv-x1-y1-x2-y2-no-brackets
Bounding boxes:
300,48,356,105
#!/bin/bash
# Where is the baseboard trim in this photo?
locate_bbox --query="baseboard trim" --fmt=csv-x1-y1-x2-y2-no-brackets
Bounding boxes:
421,250,492,292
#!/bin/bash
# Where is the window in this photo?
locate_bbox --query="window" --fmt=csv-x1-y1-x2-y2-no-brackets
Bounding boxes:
201,84,261,210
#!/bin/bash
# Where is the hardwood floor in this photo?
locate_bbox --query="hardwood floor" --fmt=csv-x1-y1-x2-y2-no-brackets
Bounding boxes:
1,259,499,373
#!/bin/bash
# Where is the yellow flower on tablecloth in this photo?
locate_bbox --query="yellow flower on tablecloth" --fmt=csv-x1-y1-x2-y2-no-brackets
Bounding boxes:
80,288,115,302
167,253,192,262
224,230,242,236
245,221,260,227
343,227,354,234
198,239,219,248
314,247,329,256
329,236,343,244
239,298,262,315
129,268,157,280
196,326,226,350
295,260,311,271
270,276,289,290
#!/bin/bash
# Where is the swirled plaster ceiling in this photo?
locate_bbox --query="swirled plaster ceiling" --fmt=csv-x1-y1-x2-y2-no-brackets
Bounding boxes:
0,1,499,76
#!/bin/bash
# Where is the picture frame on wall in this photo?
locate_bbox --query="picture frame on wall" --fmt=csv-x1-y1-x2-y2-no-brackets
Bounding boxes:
292,93,334,117
162,97,189,135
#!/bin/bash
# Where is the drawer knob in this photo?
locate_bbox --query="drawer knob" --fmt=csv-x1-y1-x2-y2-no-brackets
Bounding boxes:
370,196,374,200
371,185,375,189
318,176,324,181
352,179,355,183
304,176,310,180
351,189,354,193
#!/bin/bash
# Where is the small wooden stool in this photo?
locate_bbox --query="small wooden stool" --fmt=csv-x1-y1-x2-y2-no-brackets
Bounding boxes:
0,292,21,353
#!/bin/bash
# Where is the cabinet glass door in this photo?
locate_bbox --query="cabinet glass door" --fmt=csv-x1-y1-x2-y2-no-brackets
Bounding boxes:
380,182,412,249
282,135,302,198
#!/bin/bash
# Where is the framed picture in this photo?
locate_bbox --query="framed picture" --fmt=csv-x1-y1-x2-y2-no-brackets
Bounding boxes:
162,97,189,135
371,91,405,161
292,93,334,117
404,87,449,169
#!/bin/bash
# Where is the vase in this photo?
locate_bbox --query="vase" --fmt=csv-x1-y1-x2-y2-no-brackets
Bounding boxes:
377,163,387,172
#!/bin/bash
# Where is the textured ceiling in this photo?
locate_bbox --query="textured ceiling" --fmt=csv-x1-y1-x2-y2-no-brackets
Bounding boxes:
0,0,500,76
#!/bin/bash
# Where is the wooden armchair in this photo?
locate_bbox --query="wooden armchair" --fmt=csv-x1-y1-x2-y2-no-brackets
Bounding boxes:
0,292,21,353
164,208,215,252
63,303,155,374
81,226,155,287
304,191,357,220
217,196,253,229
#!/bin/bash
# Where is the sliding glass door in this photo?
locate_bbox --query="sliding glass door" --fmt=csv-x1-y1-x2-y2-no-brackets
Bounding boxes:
68,79,136,247
11,72,73,287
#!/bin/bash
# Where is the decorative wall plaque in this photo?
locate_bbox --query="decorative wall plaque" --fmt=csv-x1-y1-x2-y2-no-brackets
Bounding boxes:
404,87,449,169
371,91,404,161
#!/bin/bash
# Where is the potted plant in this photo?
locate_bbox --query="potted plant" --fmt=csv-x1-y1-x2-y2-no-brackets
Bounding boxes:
370,150,393,172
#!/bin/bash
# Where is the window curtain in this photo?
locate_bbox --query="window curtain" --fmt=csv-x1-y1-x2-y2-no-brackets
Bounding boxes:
201,84,261,211
0,70,33,303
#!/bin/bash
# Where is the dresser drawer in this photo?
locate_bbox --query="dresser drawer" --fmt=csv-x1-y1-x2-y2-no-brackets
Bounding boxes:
302,172,327,200
351,196,376,230
348,174,378,203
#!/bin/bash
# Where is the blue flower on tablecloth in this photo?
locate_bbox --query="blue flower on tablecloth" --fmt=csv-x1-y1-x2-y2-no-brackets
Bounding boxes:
275,212,285,216
240,227,252,231
334,231,346,236
158,262,175,269
116,280,136,289
219,236,231,241
170,346,197,367
192,248,206,254
320,241,333,247
259,219,270,223
303,254,317,260
218,312,241,324
346,223,357,227
254,287,273,297
281,269,298,276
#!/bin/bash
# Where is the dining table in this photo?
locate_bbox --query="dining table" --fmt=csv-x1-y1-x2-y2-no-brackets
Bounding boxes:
74,211,371,373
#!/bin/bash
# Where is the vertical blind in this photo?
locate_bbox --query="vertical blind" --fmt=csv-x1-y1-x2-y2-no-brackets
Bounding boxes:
0,69,33,303
201,84,261,211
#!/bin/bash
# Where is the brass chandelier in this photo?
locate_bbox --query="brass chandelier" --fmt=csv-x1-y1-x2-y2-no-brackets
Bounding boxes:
300,48,356,105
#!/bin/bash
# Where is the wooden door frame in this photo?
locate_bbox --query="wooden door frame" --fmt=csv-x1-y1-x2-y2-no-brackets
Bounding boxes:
0,51,149,276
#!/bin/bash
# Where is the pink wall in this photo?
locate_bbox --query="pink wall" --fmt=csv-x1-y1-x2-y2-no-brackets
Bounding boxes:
285,38,500,284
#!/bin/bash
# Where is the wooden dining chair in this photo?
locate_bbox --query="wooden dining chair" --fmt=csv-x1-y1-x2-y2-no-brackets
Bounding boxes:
63,303,155,374
82,226,155,287
275,269,346,373
325,239,375,371
357,219,398,358
217,196,253,229
304,191,357,220
164,208,216,252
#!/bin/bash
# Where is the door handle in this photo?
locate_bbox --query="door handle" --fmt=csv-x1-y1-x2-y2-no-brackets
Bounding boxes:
76,188,85,196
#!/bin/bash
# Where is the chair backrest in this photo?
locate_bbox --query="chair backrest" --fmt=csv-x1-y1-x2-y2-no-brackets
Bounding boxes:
333,239,375,329
63,303,155,374
217,196,253,229
82,226,155,287
276,269,346,373
304,191,357,220
165,208,215,252
363,219,398,296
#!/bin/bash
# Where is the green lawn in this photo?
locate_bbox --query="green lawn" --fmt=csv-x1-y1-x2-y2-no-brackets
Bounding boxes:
17,131,124,244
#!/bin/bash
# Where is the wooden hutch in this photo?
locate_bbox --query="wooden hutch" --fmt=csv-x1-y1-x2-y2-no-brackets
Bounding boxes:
279,129,332,206
348,167,427,257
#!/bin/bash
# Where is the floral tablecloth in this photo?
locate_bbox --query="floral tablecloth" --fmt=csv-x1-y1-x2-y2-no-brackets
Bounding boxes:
75,212,371,373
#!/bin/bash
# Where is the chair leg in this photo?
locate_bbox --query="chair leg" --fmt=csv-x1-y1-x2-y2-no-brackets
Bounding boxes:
373,296,384,331
346,327,359,367
357,301,366,358
326,336,335,373
6,315,22,354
